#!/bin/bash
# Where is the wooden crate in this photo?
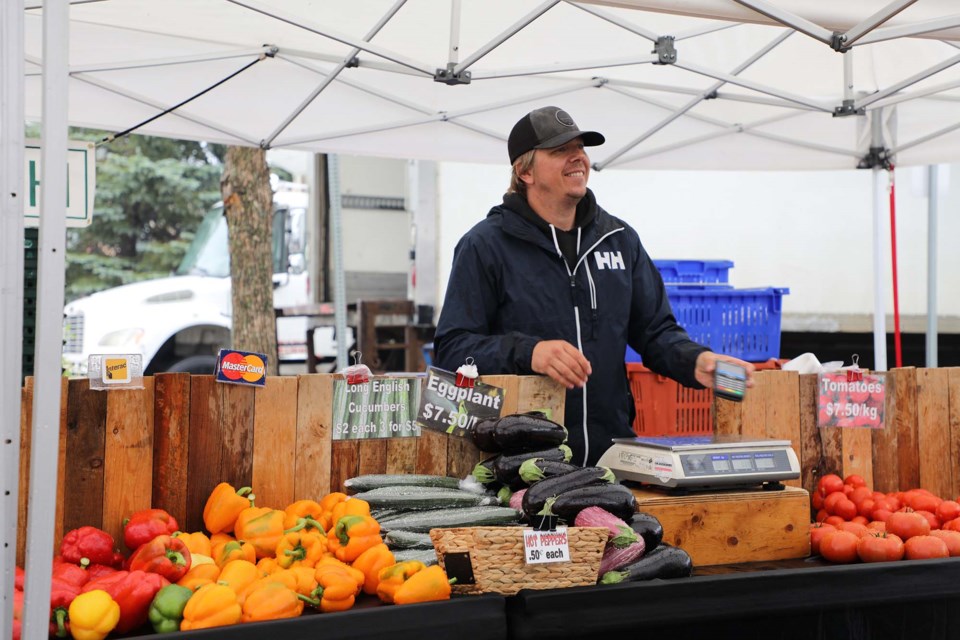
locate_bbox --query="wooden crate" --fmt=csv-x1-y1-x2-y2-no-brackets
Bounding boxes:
17,372,564,565
631,485,811,566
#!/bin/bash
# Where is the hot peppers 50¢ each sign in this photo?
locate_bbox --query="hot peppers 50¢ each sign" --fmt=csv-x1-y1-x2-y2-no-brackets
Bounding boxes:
817,372,885,429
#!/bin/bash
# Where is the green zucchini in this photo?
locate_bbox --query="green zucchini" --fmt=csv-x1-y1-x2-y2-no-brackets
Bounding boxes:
350,487,499,510
392,548,439,566
377,506,522,533
343,474,461,494
384,530,434,550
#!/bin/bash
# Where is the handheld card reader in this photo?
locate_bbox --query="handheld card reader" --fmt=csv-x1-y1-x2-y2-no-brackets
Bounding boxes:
714,360,747,402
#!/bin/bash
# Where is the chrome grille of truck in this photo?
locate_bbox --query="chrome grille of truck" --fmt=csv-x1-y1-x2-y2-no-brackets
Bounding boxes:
63,313,84,353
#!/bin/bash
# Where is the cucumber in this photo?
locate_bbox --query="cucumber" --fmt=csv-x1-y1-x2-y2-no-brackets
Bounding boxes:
492,412,568,452
343,474,461,494
518,458,580,484
629,512,664,551
471,418,501,452
392,548,439,566
377,506,522,533
384,530,434,550
350,487,499,510
522,466,616,518
494,445,573,490
544,484,637,522
599,544,693,584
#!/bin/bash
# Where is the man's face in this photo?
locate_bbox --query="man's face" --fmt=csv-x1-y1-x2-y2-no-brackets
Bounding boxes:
522,137,590,203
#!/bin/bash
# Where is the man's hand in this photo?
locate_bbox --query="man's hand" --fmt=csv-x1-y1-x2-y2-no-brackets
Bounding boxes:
532,340,592,390
694,351,756,390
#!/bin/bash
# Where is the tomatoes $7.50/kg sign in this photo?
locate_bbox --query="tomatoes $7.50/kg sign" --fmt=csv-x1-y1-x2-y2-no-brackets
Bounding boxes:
416,367,504,436
817,372,885,429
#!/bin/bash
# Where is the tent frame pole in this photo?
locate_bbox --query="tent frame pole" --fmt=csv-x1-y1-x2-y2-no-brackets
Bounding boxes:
871,109,889,372
841,0,918,47
44,46,272,75
454,0,559,76
926,165,939,367
856,53,960,109
675,59,832,111
893,120,960,155
857,15,960,46
873,77,960,109
731,0,833,44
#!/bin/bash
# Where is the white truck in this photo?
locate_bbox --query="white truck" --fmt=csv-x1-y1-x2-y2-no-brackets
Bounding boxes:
62,181,327,375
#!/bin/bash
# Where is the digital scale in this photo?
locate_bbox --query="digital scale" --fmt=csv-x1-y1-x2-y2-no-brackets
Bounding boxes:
596,435,801,491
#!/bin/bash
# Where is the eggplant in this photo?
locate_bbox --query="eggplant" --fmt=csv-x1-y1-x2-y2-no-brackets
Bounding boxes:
518,458,580,485
629,512,664,551
599,544,693,584
471,418,501,452
493,445,573,490
491,412,567,452
521,466,616,518
471,456,502,491
545,483,637,522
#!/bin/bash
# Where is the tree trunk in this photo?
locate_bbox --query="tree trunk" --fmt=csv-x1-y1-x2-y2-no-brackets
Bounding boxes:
221,146,278,375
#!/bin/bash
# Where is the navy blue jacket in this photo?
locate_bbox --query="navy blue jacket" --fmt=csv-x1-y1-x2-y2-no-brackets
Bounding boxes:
435,189,708,466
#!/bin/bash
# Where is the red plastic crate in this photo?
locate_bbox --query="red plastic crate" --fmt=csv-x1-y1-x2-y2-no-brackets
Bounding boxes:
628,360,782,436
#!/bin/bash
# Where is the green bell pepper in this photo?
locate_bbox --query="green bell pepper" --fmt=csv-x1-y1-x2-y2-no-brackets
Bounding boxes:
148,584,194,634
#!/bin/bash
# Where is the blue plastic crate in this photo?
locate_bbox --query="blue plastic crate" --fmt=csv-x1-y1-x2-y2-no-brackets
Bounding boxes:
654,259,734,285
626,286,789,362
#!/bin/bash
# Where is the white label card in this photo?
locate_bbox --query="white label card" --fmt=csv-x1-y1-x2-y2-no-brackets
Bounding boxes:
522,527,571,565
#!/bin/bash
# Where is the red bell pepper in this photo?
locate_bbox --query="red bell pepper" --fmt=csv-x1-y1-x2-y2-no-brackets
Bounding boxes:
52,558,90,589
60,526,122,568
81,569,168,634
12,588,23,640
127,534,192,582
84,563,120,581
14,565,25,590
49,576,83,638
123,508,179,552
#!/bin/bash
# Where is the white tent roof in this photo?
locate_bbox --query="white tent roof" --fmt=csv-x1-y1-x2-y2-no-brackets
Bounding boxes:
21,0,960,170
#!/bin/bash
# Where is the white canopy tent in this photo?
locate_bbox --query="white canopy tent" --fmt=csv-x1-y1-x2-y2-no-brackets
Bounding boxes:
4,1,960,636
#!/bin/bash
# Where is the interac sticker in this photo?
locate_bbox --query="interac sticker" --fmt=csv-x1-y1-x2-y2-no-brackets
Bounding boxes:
522,527,571,565
817,372,885,429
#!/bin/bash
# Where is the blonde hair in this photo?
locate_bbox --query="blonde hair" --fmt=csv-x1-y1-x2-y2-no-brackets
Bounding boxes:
507,149,536,196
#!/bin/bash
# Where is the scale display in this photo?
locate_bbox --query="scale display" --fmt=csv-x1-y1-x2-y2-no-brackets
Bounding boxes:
596,435,801,489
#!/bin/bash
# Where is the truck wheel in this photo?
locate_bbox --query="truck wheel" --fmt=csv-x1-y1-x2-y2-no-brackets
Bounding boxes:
166,355,219,374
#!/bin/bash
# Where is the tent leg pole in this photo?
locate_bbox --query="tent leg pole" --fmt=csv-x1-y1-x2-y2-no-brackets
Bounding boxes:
328,154,348,371
926,164,939,367
872,167,888,372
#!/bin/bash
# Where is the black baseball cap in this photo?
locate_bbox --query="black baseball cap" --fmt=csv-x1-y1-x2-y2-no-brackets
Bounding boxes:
507,106,605,164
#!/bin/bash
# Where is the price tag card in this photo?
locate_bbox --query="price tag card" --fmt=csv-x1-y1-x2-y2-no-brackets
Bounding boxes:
88,354,143,390
523,527,571,564
416,367,504,436
331,376,422,440
817,372,885,429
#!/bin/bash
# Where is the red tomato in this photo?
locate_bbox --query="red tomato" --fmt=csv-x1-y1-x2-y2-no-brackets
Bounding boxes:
884,496,902,512
942,518,960,532
850,516,869,526
811,491,824,510
842,485,855,497
936,501,960,524
857,532,904,563
915,510,941,531
849,486,873,507
867,520,887,533
838,522,869,537
819,530,860,563
872,491,887,502
824,515,846,528
834,498,858,521
929,530,960,557
814,509,829,523
818,474,845,497
809,522,836,556
858,498,876,519
887,510,931,541
904,535,949,560
905,490,942,514
844,474,867,489
823,492,846,515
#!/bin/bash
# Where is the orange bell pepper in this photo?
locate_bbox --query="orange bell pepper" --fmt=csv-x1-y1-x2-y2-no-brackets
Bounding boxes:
283,500,325,530
315,557,365,592
288,566,319,599
212,539,256,568
172,531,212,557
202,483,255,535
240,581,304,623
176,562,221,591
318,493,348,530
180,583,241,630
327,514,381,563
311,566,361,613
376,561,427,604
237,569,298,605
234,507,286,559
209,532,235,547
276,519,328,569
329,498,371,530
393,564,453,605
216,560,259,597
351,543,396,595
256,557,282,576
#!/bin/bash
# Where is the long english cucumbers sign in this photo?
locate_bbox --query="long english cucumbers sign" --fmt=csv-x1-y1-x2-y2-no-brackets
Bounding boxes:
24,139,96,228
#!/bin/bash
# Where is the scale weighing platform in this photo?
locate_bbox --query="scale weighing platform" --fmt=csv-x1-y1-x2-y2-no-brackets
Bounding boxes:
597,435,800,491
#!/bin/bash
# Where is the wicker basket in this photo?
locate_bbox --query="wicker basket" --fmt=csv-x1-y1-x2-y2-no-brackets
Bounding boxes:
429,526,608,595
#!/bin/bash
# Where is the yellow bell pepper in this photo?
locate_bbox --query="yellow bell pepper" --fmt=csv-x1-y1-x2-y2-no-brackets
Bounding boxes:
393,564,453,605
217,559,260,597
68,589,120,640
176,562,221,591
212,539,256,568
351,543,396,595
283,499,325,530
376,561,427,604
234,507,287,559
203,482,255,534
181,583,241,630
240,581,304,623
173,531,212,557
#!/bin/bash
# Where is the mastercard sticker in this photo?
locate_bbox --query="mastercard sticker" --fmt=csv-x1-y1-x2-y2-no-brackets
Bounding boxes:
215,349,267,387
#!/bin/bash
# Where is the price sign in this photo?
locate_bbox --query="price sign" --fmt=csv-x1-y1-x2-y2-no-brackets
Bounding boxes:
522,527,571,564
817,372,885,429
416,367,504,436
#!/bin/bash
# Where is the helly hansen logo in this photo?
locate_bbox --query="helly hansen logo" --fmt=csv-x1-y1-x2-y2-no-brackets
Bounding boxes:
594,251,625,270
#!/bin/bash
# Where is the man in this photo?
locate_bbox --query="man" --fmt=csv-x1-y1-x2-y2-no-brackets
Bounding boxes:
434,106,754,466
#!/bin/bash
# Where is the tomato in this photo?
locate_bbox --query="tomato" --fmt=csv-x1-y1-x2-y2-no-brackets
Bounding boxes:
867,520,887,533
837,522,869,537
844,474,867,489
823,492,846,515
857,532,904,563
929,530,960,557
915,510,941,531
824,515,846,528
819,530,860,563
809,522,836,556
842,484,855,497
871,508,892,523
942,518,960,532
904,535,949,560
811,491,824,510
886,510,931,540
817,474,845,497
850,516,869,526
858,498,876,519
833,498,858,521
936,501,960,524
849,486,873,507
884,495,902,512
904,490,942,514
